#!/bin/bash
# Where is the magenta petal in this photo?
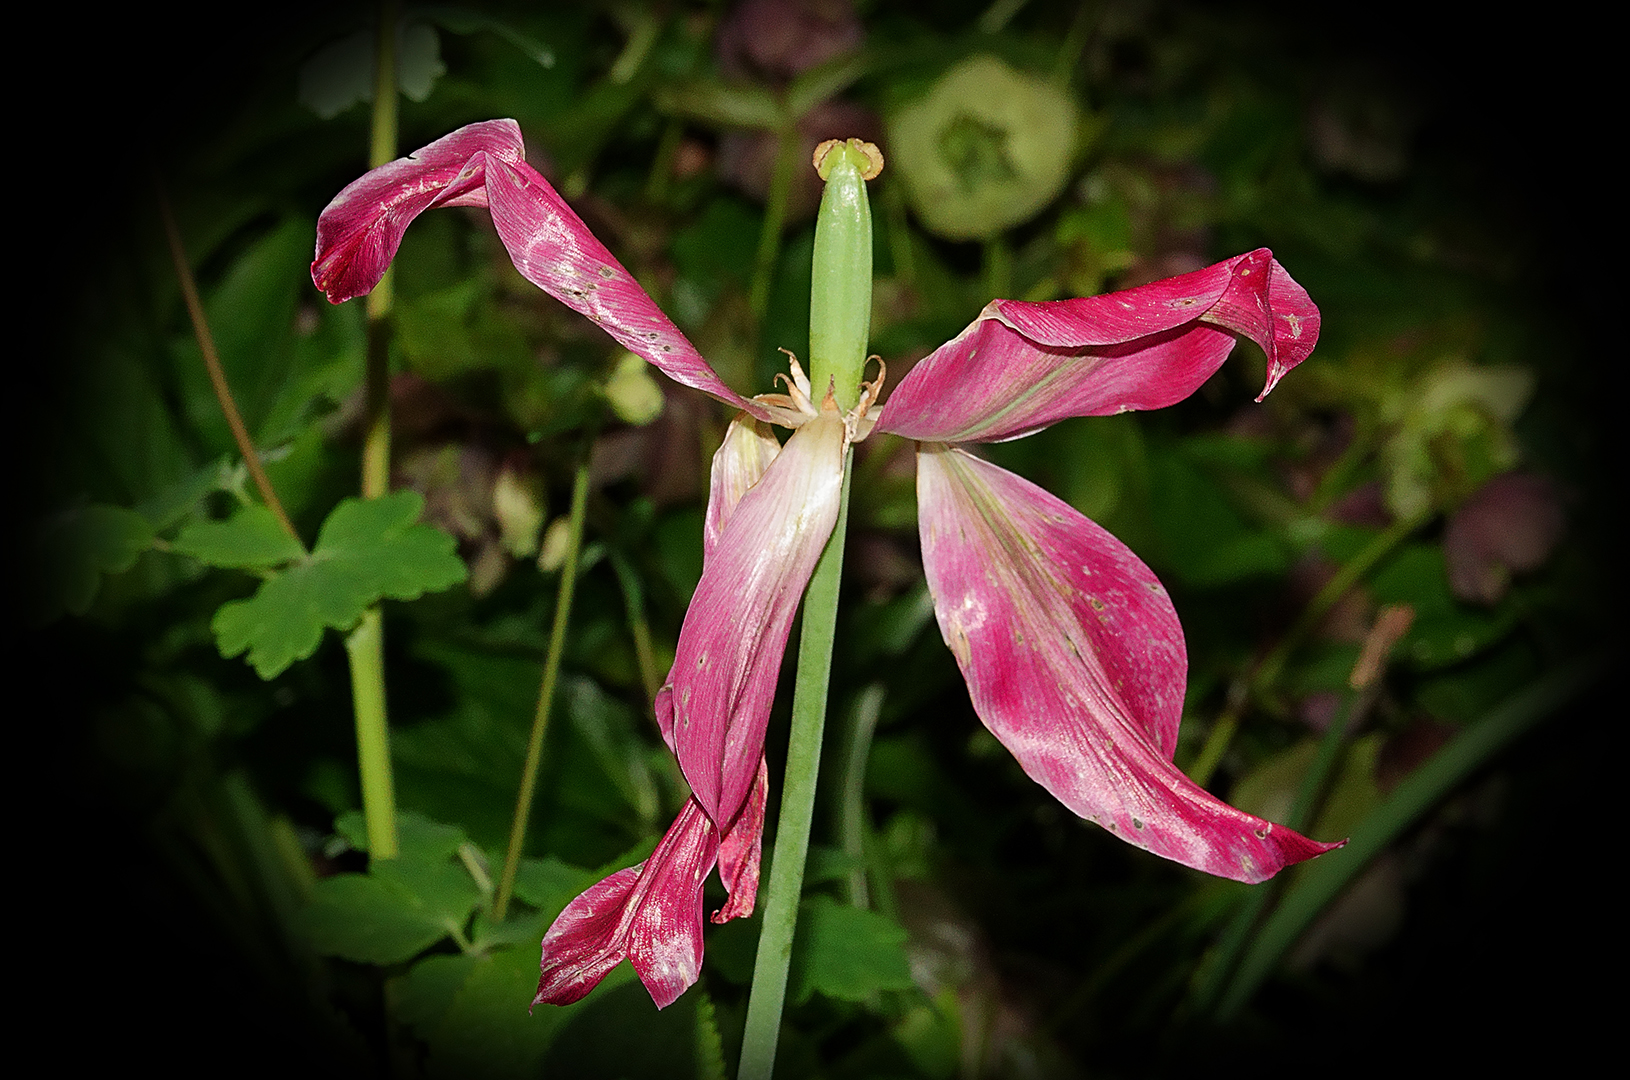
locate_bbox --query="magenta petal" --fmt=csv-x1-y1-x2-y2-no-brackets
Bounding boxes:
313,119,524,305
916,446,1338,882
480,158,760,414
667,412,847,827
875,250,1320,443
704,414,783,563
535,799,719,1010
713,756,768,924
314,119,761,416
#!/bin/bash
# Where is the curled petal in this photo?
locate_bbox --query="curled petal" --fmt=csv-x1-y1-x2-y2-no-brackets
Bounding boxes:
705,414,782,561
313,119,763,417
535,799,719,1010
668,412,847,827
916,446,1339,882
875,250,1320,443
312,120,522,305
714,756,769,923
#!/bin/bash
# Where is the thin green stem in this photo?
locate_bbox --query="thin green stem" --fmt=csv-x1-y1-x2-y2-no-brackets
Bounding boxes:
1214,652,1606,1020
1252,508,1430,704
739,457,853,1080
611,552,662,710
739,134,875,1080
155,182,302,548
749,127,801,320
347,0,402,859
494,455,592,921
836,683,885,910
345,608,397,857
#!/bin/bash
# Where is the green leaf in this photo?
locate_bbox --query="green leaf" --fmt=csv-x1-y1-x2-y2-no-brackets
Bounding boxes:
212,492,467,678
425,943,623,1079
301,812,483,964
298,872,460,964
172,504,304,568
40,503,154,617
789,896,915,1005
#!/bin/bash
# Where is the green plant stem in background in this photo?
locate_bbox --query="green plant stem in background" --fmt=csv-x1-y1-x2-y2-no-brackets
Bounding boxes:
611,552,663,709
1252,509,1430,701
156,185,303,548
836,683,885,911
1214,652,1607,1020
495,456,592,921
348,0,402,859
739,137,876,1080
749,128,801,320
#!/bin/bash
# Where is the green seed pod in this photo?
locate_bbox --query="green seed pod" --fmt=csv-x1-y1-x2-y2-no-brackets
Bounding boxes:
888,55,1080,241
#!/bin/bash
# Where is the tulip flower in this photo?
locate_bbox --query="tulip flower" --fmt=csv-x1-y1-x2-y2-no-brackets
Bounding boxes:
313,119,1338,1013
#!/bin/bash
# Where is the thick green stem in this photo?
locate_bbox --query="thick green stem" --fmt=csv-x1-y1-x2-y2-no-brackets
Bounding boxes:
739,136,876,1080
348,0,401,859
346,609,397,857
494,456,592,921
739,459,852,1080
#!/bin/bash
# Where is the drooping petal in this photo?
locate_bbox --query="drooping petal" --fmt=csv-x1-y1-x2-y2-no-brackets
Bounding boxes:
714,756,769,923
313,119,762,416
875,249,1320,443
667,411,847,828
534,798,719,1010
916,446,1339,883
312,120,521,305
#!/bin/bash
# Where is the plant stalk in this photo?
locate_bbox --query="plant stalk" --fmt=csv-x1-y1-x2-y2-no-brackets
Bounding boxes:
738,459,852,1080
494,455,592,921
738,134,877,1080
347,0,402,859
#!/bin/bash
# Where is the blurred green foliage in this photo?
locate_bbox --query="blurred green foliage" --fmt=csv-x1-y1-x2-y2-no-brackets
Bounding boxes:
34,1,1609,1076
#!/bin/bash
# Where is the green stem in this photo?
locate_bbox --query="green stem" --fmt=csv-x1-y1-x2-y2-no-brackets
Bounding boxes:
346,608,397,857
1214,653,1606,1021
611,552,662,710
749,127,801,321
1252,508,1430,705
347,0,402,860
739,137,875,1080
836,683,885,910
494,455,592,921
156,184,303,547
739,457,853,1080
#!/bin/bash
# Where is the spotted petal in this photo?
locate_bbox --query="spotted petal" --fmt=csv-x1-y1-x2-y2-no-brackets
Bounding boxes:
876,250,1320,444
916,445,1338,882
313,119,761,415
667,411,847,829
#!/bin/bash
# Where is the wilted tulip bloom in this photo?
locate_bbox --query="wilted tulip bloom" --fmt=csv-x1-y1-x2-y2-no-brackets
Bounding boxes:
313,119,1339,1011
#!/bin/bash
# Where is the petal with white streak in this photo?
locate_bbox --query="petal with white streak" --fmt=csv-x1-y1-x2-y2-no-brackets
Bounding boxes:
313,119,761,416
534,798,719,1010
916,446,1338,882
876,250,1320,443
667,412,847,828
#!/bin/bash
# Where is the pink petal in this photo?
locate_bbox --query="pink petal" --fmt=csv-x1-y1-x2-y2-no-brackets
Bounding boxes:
667,412,847,829
312,120,522,305
916,446,1339,882
714,756,768,923
313,119,761,416
875,250,1320,443
535,798,719,1010
704,415,782,563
